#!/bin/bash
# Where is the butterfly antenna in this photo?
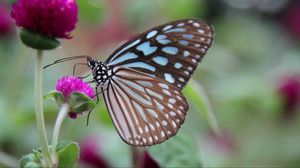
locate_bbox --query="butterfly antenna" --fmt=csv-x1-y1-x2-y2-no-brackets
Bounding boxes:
43,55,92,69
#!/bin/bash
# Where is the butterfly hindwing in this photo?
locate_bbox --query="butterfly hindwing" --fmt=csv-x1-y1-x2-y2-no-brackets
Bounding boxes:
105,19,214,90
102,67,188,146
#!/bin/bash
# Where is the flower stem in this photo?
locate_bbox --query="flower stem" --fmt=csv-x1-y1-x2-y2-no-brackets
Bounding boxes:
51,103,69,166
34,50,52,167
189,80,222,136
131,147,142,168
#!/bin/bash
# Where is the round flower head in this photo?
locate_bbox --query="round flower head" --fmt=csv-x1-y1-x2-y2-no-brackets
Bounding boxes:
0,4,14,36
56,76,94,99
11,0,78,39
56,76,95,119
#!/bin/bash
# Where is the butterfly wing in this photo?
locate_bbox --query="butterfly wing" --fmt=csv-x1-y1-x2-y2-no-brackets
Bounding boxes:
102,67,188,146
105,19,214,90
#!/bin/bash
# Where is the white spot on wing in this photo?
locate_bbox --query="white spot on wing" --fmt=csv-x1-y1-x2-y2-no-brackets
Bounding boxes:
163,25,173,31
168,98,176,104
162,120,167,126
147,108,158,118
163,89,171,96
174,62,182,69
133,101,147,122
183,51,190,57
177,23,185,27
198,29,205,34
161,131,166,137
159,83,169,89
169,111,176,116
193,22,200,27
172,120,177,128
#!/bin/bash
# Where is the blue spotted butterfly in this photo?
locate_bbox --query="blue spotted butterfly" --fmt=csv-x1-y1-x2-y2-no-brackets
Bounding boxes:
46,19,214,146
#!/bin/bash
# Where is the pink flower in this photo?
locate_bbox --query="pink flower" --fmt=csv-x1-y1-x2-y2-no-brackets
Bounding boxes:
79,136,110,168
278,75,300,119
11,0,78,39
283,2,300,39
208,130,236,154
56,76,95,119
0,4,14,36
141,151,160,168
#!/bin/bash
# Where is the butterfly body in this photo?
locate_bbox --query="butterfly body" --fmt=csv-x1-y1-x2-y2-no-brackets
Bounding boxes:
48,19,214,147
86,58,112,87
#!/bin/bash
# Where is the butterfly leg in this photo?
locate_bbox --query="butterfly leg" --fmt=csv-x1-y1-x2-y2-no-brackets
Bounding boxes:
86,86,103,126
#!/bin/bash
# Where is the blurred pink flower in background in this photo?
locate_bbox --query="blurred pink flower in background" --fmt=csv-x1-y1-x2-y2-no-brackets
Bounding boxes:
89,0,130,49
79,136,110,168
11,0,78,39
208,130,236,154
141,151,160,168
278,74,300,119
283,2,300,39
0,4,14,36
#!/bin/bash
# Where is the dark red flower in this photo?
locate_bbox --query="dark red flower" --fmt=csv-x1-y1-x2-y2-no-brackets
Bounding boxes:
79,137,110,168
141,151,160,168
11,0,78,39
278,74,300,118
0,4,14,36
283,2,300,39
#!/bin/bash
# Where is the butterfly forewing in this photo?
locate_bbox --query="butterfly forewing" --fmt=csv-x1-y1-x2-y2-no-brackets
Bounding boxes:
105,19,214,90
102,67,188,146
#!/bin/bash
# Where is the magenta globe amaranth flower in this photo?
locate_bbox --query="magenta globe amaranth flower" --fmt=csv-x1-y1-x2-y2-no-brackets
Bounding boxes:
11,0,78,49
278,75,300,119
0,4,14,36
56,76,94,100
56,76,95,119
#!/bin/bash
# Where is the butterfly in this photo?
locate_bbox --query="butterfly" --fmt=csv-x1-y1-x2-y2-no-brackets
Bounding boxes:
45,19,214,146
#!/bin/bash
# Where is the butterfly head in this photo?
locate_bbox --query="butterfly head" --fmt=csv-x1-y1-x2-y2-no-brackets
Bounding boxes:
87,57,98,70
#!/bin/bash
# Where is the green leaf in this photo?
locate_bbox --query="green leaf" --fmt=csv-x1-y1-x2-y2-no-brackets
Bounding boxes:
57,140,80,168
149,132,201,167
19,29,60,50
20,154,41,168
183,80,221,135
68,92,96,113
44,91,65,106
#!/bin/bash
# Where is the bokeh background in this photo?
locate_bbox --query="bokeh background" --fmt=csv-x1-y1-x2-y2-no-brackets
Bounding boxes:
1,0,300,167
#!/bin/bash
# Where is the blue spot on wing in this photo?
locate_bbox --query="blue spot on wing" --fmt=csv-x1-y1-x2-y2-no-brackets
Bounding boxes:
108,52,138,65
123,62,156,72
165,28,186,33
162,47,179,55
152,56,168,66
137,42,158,56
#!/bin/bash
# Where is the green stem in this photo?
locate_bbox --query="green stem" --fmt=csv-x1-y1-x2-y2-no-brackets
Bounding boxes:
51,103,69,166
35,50,52,167
189,79,222,136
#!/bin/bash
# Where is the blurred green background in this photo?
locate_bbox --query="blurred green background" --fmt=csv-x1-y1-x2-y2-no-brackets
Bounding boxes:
1,0,300,167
